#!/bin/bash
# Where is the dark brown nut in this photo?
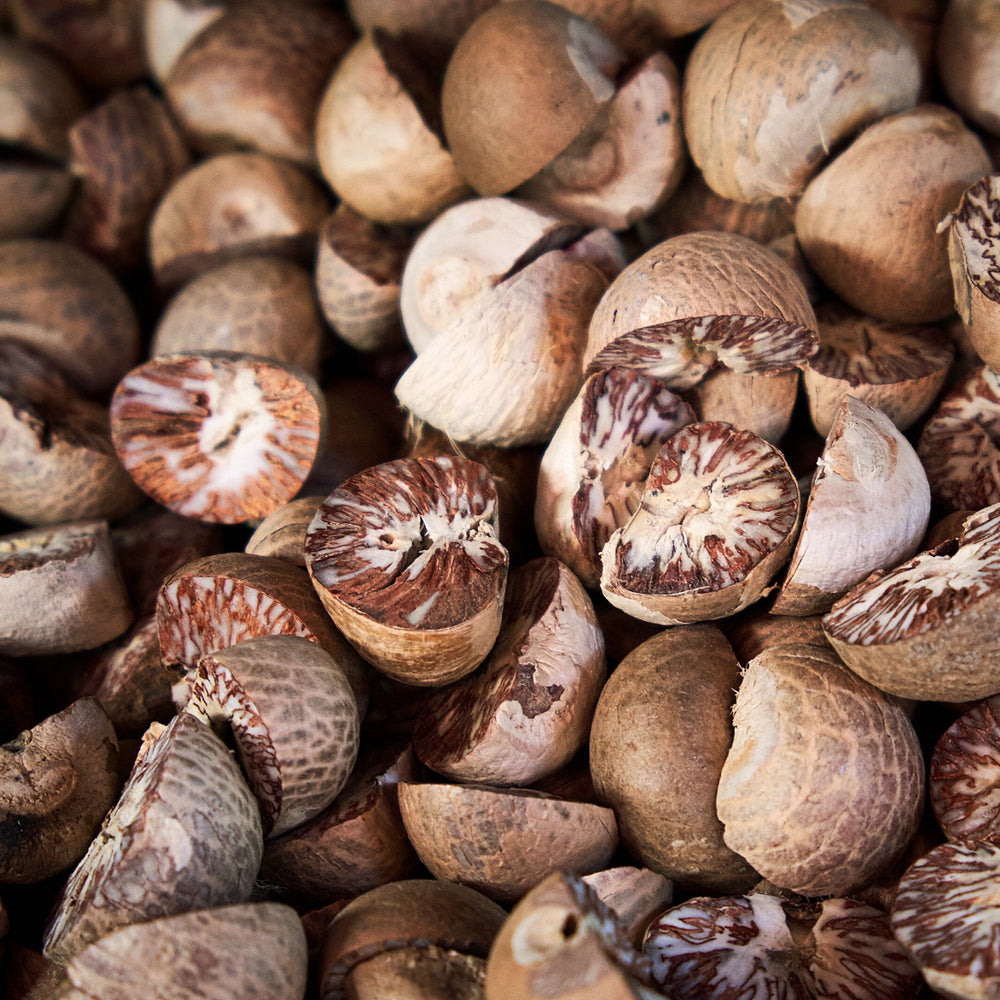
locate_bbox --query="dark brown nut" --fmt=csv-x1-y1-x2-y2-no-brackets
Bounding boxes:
589,624,756,894
2,943,70,1000
165,0,353,165
398,783,618,903
305,456,509,686
151,256,324,378
0,521,133,657
260,741,417,903
412,558,605,785
64,902,307,1000
185,634,360,837
149,152,329,289
0,657,36,742
0,162,74,240
0,239,141,398
345,945,486,1000
143,0,228,85
0,698,118,884
110,352,326,525
42,713,263,965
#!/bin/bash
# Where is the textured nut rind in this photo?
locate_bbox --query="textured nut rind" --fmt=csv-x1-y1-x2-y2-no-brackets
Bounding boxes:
0,698,118,884
65,902,307,1000
717,643,924,897
346,946,486,1000
43,713,263,965
187,635,360,837
589,624,757,894
582,867,673,946
398,783,618,903
682,0,920,202
246,496,325,566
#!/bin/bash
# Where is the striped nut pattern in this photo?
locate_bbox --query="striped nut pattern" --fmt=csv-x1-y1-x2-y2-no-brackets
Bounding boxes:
110,352,325,524
716,644,924,897
918,364,1000,511
65,902,307,1000
600,421,800,625
412,557,606,786
822,503,1000,702
535,367,695,588
305,456,509,685
43,712,263,965
930,695,1000,843
186,635,360,837
891,841,1000,999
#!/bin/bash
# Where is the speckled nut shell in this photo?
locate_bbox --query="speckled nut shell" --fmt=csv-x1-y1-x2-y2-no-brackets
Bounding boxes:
442,1,624,196
683,0,920,202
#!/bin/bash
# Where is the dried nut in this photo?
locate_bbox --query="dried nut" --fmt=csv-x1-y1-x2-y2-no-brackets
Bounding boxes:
823,503,1000,702
918,364,1000,511
64,902,306,1000
155,552,369,712
0,343,144,527
398,783,618,903
795,105,992,323
0,162,75,241
891,841,1000,999
399,196,581,355
345,945,486,1000
0,521,133,657
246,496,325,566
947,173,1000,372
442,1,624,196
151,256,324,378
483,870,656,1000
260,741,417,902
683,0,920,202
535,367,694,588
516,51,685,231
143,0,228,85
412,558,605,785
43,713,263,965
0,698,118,884
316,205,411,353
166,0,353,165
0,240,141,398
589,624,756,894
631,0,738,38
771,395,930,616
304,456,508,686
0,37,85,159
149,152,329,288
600,422,800,625
930,694,1000,843
803,303,954,436
318,880,507,1000
717,643,924,896
110,352,325,524
8,0,144,88
938,0,1000,136
724,610,830,665
581,867,673,947
184,634,360,837
316,31,469,225
63,88,191,273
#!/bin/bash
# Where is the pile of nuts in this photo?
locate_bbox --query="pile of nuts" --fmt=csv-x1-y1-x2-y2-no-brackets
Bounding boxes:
3,0,1000,997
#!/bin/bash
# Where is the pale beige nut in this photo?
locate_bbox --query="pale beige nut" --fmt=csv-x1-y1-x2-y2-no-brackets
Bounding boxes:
316,31,469,225
683,0,920,202
184,634,360,837
149,152,329,288
42,713,263,965
110,352,325,525
772,395,930,616
938,0,1000,137
305,456,509,686
717,643,924,896
166,0,353,165
143,0,228,85
411,558,605,785
151,256,324,378
0,521,134,657
245,496,325,566
64,902,307,1000
398,783,618,903
581,867,673,947
589,624,756,894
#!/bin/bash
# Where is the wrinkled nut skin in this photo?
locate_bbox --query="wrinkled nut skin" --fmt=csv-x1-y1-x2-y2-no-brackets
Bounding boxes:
717,643,924,897
589,625,757,894
0,698,118,885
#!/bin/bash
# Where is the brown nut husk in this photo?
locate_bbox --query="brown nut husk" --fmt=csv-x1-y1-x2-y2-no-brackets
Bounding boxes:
938,0,1000,137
